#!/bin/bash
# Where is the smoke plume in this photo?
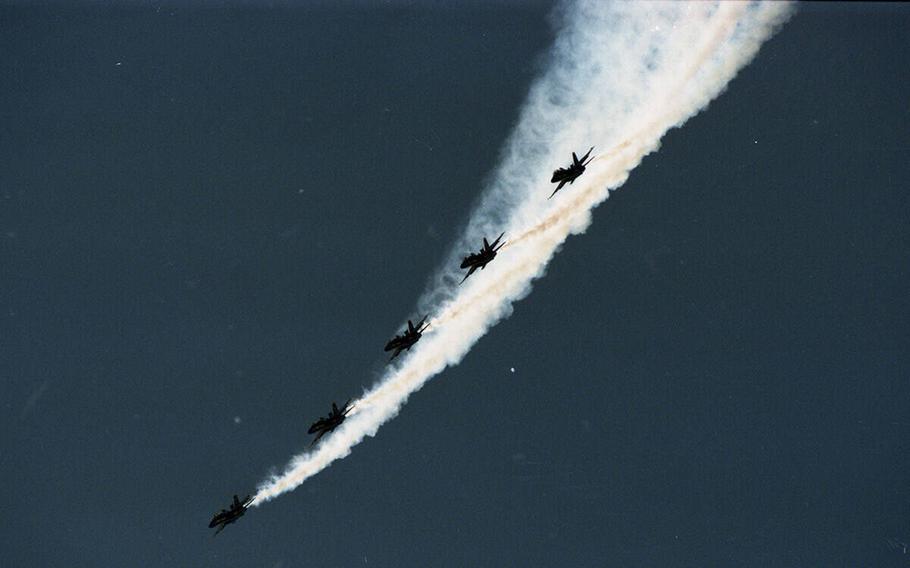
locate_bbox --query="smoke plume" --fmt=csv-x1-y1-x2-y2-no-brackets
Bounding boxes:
252,0,792,506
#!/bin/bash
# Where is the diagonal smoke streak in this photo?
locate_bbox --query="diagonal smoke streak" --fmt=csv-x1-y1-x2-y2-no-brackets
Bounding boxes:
252,0,792,506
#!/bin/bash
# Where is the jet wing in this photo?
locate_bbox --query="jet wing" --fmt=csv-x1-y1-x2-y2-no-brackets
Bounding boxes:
459,265,478,284
548,181,568,199
551,167,570,182
309,429,327,447
388,345,404,362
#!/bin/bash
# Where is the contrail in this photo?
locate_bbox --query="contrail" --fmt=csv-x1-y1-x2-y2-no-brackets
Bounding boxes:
252,0,792,506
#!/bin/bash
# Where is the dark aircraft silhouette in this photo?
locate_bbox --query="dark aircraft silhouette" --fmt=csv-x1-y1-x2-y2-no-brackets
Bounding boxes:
308,399,354,446
209,494,253,535
384,316,429,361
549,147,594,199
460,233,505,284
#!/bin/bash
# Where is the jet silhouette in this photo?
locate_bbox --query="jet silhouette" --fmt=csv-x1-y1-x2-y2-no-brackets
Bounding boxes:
384,316,429,361
549,147,594,199
209,494,253,535
460,233,505,284
308,399,353,447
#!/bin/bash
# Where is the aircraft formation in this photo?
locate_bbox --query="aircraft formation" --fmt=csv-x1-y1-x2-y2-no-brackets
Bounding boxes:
209,148,594,534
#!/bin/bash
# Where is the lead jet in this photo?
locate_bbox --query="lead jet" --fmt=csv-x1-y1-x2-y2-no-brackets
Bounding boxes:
384,316,429,361
308,399,353,447
460,233,505,284
209,494,253,535
549,147,594,199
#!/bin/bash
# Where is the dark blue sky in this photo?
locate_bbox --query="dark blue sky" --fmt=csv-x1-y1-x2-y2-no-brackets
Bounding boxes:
2,3,908,567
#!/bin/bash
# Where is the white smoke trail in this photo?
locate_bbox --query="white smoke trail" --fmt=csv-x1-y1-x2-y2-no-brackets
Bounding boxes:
252,0,792,506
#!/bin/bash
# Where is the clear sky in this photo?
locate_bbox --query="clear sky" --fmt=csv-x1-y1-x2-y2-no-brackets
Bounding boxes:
1,2,908,567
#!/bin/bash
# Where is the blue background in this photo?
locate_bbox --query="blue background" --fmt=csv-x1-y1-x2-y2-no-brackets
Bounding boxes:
2,3,908,566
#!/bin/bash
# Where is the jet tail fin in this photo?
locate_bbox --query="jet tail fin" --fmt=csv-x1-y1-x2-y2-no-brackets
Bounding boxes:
580,146,595,165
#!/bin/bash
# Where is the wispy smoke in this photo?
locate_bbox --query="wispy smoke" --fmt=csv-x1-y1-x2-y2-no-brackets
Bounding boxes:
252,0,792,506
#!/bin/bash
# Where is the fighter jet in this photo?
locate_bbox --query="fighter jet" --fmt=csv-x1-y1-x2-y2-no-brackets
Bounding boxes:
308,399,353,446
459,233,505,284
549,147,594,199
384,316,429,361
209,494,253,535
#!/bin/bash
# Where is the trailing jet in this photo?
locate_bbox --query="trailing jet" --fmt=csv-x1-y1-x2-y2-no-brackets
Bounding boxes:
209,494,253,535
549,147,594,199
460,233,505,284
384,316,429,361
308,399,353,446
